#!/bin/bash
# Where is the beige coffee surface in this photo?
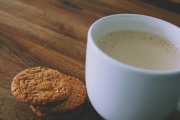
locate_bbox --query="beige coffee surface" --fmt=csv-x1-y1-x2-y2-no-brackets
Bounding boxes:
96,30,180,71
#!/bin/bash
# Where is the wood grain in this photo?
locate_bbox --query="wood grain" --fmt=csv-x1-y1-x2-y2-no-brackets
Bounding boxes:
0,0,179,120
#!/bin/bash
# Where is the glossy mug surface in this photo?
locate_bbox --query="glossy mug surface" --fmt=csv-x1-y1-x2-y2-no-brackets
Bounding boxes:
86,14,180,120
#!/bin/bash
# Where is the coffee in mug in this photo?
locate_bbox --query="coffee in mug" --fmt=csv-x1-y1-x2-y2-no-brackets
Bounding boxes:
96,30,180,71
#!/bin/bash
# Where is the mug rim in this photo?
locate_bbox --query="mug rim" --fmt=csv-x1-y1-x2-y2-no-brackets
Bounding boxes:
88,13,180,75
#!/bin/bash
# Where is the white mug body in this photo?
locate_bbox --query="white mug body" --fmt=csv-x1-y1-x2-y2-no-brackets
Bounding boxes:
86,14,180,120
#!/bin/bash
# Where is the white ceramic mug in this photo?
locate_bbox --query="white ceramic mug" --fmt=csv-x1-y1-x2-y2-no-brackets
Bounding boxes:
86,14,180,120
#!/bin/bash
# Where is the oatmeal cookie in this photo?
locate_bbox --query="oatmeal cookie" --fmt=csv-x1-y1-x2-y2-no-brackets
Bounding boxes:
30,104,85,119
11,67,71,106
34,76,87,112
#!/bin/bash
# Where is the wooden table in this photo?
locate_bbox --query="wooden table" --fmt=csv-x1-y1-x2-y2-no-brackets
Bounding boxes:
0,0,179,120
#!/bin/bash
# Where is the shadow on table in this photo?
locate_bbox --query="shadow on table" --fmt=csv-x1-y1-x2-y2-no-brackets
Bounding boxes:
141,0,180,14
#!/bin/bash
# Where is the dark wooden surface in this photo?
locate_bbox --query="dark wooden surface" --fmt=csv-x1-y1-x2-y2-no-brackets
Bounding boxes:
0,0,179,120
